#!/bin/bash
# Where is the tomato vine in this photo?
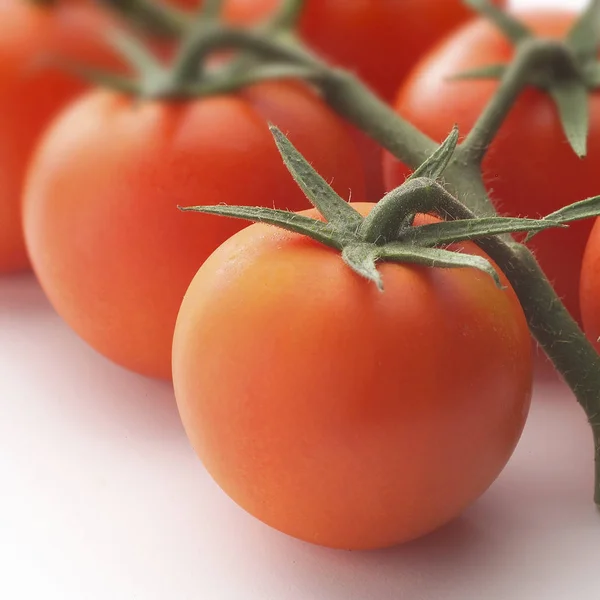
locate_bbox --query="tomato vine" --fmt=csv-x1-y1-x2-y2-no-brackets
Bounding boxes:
99,0,600,505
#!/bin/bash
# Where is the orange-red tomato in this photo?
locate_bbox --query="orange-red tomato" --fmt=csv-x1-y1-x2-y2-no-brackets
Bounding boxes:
172,0,505,102
164,0,504,201
23,81,366,380
580,220,600,351
0,0,121,273
384,11,597,323
172,205,533,550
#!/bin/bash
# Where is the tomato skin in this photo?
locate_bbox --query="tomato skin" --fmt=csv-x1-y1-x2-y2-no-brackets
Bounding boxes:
580,220,600,351
23,82,366,380
383,11,598,323
172,205,532,550
0,0,120,273
294,0,506,103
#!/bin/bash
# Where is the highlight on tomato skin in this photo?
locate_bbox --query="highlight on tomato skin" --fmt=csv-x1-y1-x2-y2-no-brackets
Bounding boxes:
172,203,533,551
22,81,367,380
0,0,123,274
383,10,599,324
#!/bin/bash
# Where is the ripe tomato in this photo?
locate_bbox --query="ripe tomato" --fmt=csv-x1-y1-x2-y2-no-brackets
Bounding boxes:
579,220,600,351
383,11,596,323
172,205,533,550
0,0,121,273
164,0,504,201
23,81,366,380
170,0,504,103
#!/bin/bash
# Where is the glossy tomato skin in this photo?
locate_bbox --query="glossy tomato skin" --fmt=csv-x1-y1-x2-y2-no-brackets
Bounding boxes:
0,0,120,273
384,11,597,323
172,204,532,550
23,82,366,380
580,220,600,350
294,0,506,103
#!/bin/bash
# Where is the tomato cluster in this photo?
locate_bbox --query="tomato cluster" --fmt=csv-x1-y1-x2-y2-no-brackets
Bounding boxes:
0,0,121,272
384,11,600,324
2,0,596,551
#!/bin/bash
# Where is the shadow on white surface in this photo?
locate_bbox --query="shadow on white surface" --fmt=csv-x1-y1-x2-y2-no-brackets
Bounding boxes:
1,271,54,314
2,274,600,600
1,273,184,443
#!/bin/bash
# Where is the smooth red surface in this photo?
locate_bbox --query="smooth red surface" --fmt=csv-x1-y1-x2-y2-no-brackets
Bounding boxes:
23,82,366,380
0,0,121,273
172,205,533,550
384,11,598,323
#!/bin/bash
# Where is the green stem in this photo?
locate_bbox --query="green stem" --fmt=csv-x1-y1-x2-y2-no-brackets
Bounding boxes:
267,0,306,31
460,38,576,164
594,423,600,505
99,0,189,37
186,63,325,96
361,178,453,243
170,26,320,89
494,243,600,505
435,194,600,504
319,69,439,171
315,67,497,217
159,27,440,168
200,0,224,19
88,1,600,505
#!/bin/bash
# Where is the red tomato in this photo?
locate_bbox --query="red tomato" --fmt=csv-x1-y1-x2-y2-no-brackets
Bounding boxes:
172,205,533,550
164,0,504,201
579,220,600,351
23,81,366,380
171,0,504,102
384,11,596,323
0,0,121,273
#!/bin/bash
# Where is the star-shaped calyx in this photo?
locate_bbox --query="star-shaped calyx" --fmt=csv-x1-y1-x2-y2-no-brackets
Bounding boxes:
180,125,566,291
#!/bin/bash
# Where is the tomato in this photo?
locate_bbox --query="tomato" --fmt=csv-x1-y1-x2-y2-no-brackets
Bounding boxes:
171,0,504,103
0,0,121,274
163,0,504,201
23,81,366,380
383,11,597,324
579,220,600,351
295,0,507,103
172,204,533,550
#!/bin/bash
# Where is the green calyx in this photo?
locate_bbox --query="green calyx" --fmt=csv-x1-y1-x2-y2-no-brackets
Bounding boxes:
69,0,317,100
180,125,565,292
457,0,600,158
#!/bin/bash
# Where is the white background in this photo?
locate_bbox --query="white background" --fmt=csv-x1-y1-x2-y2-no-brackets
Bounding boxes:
1,0,598,599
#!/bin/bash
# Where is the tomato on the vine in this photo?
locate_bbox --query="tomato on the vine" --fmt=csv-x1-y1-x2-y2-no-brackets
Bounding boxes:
0,0,122,273
163,0,505,200
171,0,505,102
23,81,366,380
383,11,598,323
172,204,533,550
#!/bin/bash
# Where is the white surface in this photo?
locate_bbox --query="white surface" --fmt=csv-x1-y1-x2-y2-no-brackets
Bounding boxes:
2,0,600,598
2,274,600,600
